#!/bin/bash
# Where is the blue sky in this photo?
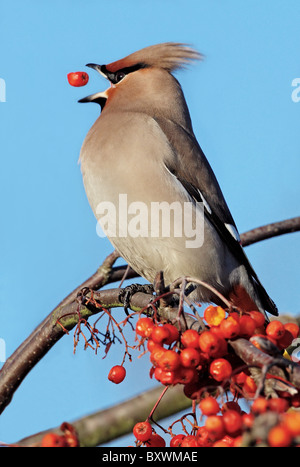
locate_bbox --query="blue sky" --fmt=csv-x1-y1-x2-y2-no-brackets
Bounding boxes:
0,0,299,445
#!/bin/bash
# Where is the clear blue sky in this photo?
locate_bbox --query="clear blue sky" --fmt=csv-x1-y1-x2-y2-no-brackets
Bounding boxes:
0,0,299,445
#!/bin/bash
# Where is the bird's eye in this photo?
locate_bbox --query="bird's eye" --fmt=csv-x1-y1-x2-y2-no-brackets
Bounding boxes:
114,71,126,83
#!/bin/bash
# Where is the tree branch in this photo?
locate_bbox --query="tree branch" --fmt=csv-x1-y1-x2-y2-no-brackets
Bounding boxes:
0,217,299,416
240,216,300,247
16,385,192,447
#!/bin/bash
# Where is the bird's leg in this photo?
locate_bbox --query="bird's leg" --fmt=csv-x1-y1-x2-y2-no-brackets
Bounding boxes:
118,283,154,315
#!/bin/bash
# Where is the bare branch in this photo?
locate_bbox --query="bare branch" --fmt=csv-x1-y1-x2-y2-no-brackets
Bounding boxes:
240,216,300,247
16,385,191,447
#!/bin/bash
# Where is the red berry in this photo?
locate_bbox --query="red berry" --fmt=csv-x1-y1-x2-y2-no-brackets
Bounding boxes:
199,396,220,416
284,322,300,339
239,315,256,337
221,401,241,413
108,365,126,384
158,349,181,371
67,71,89,87
266,320,285,340
268,397,289,413
133,421,152,442
276,329,294,349
268,424,292,447
176,366,198,385
151,325,171,345
145,433,166,447
181,435,199,447
41,433,66,447
204,305,226,326
181,329,200,349
147,339,159,353
180,347,202,368
196,426,213,447
150,346,166,366
209,358,232,382
154,367,176,385
251,397,269,414
205,416,225,440
243,376,257,397
170,434,186,447
242,413,254,428
248,310,266,328
222,410,243,434
162,323,180,345
136,317,155,338
282,411,300,437
198,330,220,355
220,316,240,339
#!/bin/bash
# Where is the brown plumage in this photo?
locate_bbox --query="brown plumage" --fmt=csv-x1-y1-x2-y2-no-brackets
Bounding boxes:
105,42,203,73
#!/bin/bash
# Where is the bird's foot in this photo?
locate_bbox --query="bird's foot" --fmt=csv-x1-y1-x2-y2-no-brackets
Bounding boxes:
118,283,154,315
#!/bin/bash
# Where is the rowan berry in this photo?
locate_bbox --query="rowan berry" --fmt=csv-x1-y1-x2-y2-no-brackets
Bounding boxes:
135,317,155,338
170,434,185,447
154,367,176,385
41,433,66,447
180,347,202,368
276,329,294,349
199,330,220,354
268,397,289,413
180,329,200,349
162,323,180,345
239,315,256,337
199,396,220,416
145,433,166,447
282,411,300,437
251,397,269,414
133,421,152,442
204,305,226,326
243,375,257,397
242,413,254,429
220,316,240,339
266,320,285,340
268,423,292,447
284,322,300,339
221,400,241,413
181,435,199,447
150,346,166,366
247,310,266,328
158,349,181,371
196,426,213,447
205,415,225,440
222,409,243,434
67,71,89,87
151,325,171,345
209,358,232,382
176,366,198,385
108,365,126,384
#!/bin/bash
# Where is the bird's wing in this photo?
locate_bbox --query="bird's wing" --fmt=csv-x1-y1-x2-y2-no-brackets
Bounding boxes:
156,117,278,315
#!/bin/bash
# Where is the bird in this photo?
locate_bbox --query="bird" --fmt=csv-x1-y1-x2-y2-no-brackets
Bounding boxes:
78,42,278,319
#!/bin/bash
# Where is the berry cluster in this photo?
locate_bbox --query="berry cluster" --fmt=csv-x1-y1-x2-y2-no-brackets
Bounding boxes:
41,422,79,447
125,305,300,447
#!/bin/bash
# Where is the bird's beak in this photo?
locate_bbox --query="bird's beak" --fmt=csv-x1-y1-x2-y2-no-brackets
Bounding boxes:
78,63,108,107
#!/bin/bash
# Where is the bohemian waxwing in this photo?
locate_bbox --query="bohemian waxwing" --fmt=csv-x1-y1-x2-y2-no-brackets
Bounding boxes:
78,42,278,318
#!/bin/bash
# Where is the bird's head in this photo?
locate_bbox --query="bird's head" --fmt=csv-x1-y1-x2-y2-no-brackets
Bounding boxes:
79,42,202,118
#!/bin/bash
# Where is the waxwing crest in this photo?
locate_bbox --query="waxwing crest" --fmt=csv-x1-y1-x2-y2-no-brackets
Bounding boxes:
105,42,203,73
